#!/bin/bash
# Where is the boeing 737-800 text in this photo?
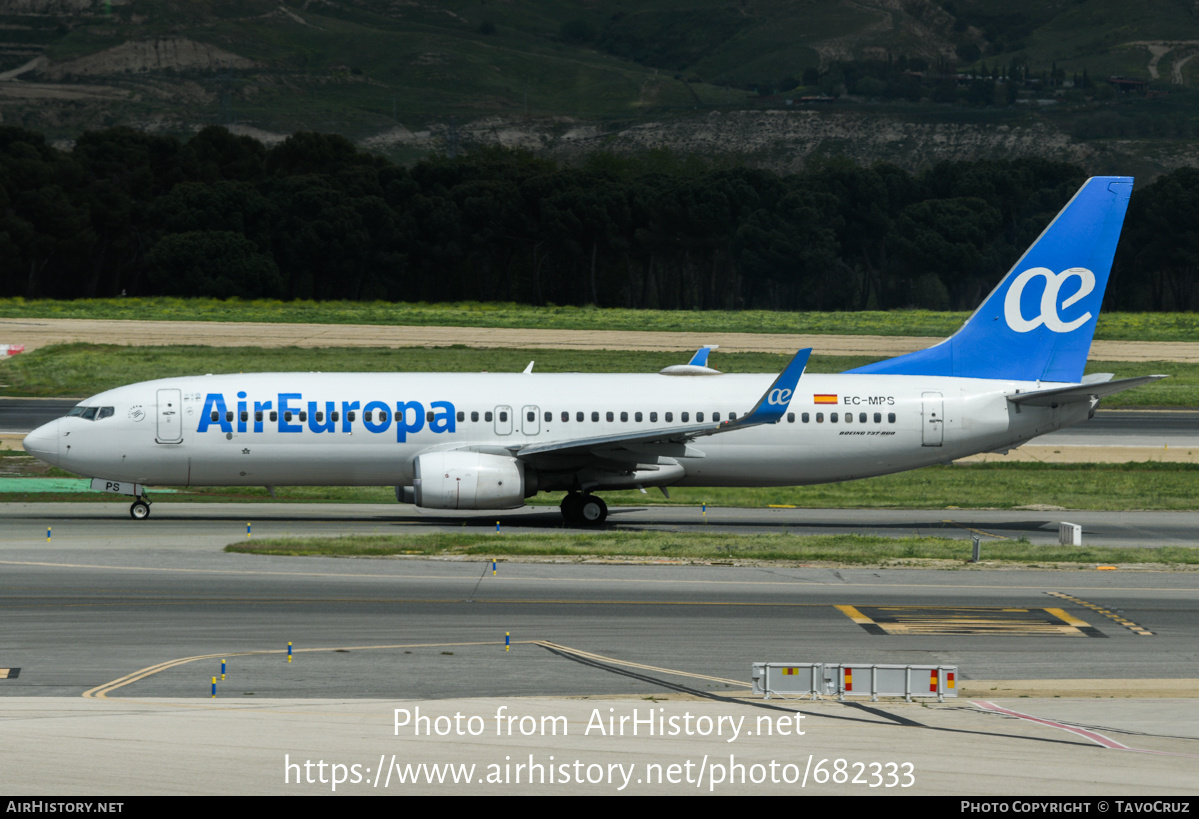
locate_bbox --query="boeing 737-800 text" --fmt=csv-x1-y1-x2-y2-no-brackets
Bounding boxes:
23,176,1163,525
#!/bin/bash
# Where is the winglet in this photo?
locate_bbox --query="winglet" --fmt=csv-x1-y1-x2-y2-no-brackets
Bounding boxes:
728,348,811,429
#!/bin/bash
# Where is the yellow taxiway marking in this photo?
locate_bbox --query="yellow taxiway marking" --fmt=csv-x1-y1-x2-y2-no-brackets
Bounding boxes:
83,640,742,700
82,640,510,699
1047,592,1156,636
940,519,1009,540
836,605,1106,637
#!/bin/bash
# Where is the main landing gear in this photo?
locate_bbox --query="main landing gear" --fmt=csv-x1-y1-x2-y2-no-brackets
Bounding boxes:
560,492,607,526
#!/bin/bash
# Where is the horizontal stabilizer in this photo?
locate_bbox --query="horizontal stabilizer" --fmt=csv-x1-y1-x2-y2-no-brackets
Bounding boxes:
687,345,718,367
1007,375,1167,406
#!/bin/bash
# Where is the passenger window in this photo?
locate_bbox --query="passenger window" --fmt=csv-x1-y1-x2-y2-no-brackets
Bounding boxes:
635,412,643,422
362,411,370,423
576,412,584,422
650,412,658,422
860,412,867,423
226,410,234,422
299,411,307,422
665,412,673,422
816,413,824,423
845,412,852,424
606,411,614,422
591,412,599,422
471,411,479,422
428,411,435,422
527,411,535,422
394,411,401,421
270,411,278,422
874,412,882,423
787,412,795,423
255,411,263,422
545,411,552,422
499,411,508,422
729,412,737,420
696,412,704,422
456,411,464,422
347,411,355,422
486,411,493,422
332,411,340,422
681,412,689,422
210,411,219,423
831,413,838,423
802,413,810,423
620,412,628,422
713,412,720,422
561,412,569,422
888,412,896,423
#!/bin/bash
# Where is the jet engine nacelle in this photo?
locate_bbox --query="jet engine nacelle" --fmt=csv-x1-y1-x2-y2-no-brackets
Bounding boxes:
412,451,529,510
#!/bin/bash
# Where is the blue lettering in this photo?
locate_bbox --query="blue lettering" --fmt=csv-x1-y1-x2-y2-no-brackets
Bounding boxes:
237,391,248,433
308,401,335,433
341,400,360,433
430,401,455,434
278,394,302,433
197,393,231,433
363,400,391,433
253,400,272,433
234,394,460,438
395,401,424,442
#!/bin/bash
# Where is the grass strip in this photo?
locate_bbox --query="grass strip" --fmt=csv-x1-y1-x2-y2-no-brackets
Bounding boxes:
224,531,1199,567
3,343,1193,407
6,460,1198,511
1,298,1196,342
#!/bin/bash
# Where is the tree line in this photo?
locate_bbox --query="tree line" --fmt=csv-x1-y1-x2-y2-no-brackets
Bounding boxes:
0,125,1194,312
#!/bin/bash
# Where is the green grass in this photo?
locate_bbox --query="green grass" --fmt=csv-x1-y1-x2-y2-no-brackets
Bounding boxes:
223,531,1199,566
1,342,1191,407
5,455,1197,512
2,298,1197,342
571,463,1199,512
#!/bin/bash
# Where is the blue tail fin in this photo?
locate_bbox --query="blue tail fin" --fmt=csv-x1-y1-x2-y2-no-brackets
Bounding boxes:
847,177,1133,383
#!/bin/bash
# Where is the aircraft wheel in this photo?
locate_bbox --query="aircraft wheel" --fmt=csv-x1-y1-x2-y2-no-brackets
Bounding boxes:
130,500,151,520
560,493,583,524
578,495,607,526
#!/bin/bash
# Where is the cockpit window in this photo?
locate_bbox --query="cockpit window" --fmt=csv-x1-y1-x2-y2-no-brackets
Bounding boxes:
67,406,114,421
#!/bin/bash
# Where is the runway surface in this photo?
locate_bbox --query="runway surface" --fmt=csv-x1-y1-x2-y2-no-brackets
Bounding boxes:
3,503,1197,794
3,501,1196,548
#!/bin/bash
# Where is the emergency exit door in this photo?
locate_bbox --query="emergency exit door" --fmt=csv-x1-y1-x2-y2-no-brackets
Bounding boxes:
921,391,943,447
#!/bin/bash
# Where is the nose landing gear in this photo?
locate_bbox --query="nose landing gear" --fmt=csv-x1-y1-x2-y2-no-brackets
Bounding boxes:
130,494,152,520
560,492,607,526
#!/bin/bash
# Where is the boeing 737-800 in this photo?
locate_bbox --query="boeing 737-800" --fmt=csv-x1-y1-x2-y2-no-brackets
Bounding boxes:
22,176,1163,525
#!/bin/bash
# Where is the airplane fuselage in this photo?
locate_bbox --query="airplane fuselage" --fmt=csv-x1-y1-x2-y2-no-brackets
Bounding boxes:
25,371,1087,492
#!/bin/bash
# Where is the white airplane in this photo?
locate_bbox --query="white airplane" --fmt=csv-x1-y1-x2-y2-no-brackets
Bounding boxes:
23,176,1163,525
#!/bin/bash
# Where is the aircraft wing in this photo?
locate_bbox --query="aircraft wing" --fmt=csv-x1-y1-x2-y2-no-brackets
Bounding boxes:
511,349,812,459
1007,375,1168,407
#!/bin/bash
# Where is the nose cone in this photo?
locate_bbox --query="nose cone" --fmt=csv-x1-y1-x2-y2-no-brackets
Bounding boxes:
23,419,60,466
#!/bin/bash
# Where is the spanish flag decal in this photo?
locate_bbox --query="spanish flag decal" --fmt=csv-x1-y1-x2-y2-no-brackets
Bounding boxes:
813,394,838,404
